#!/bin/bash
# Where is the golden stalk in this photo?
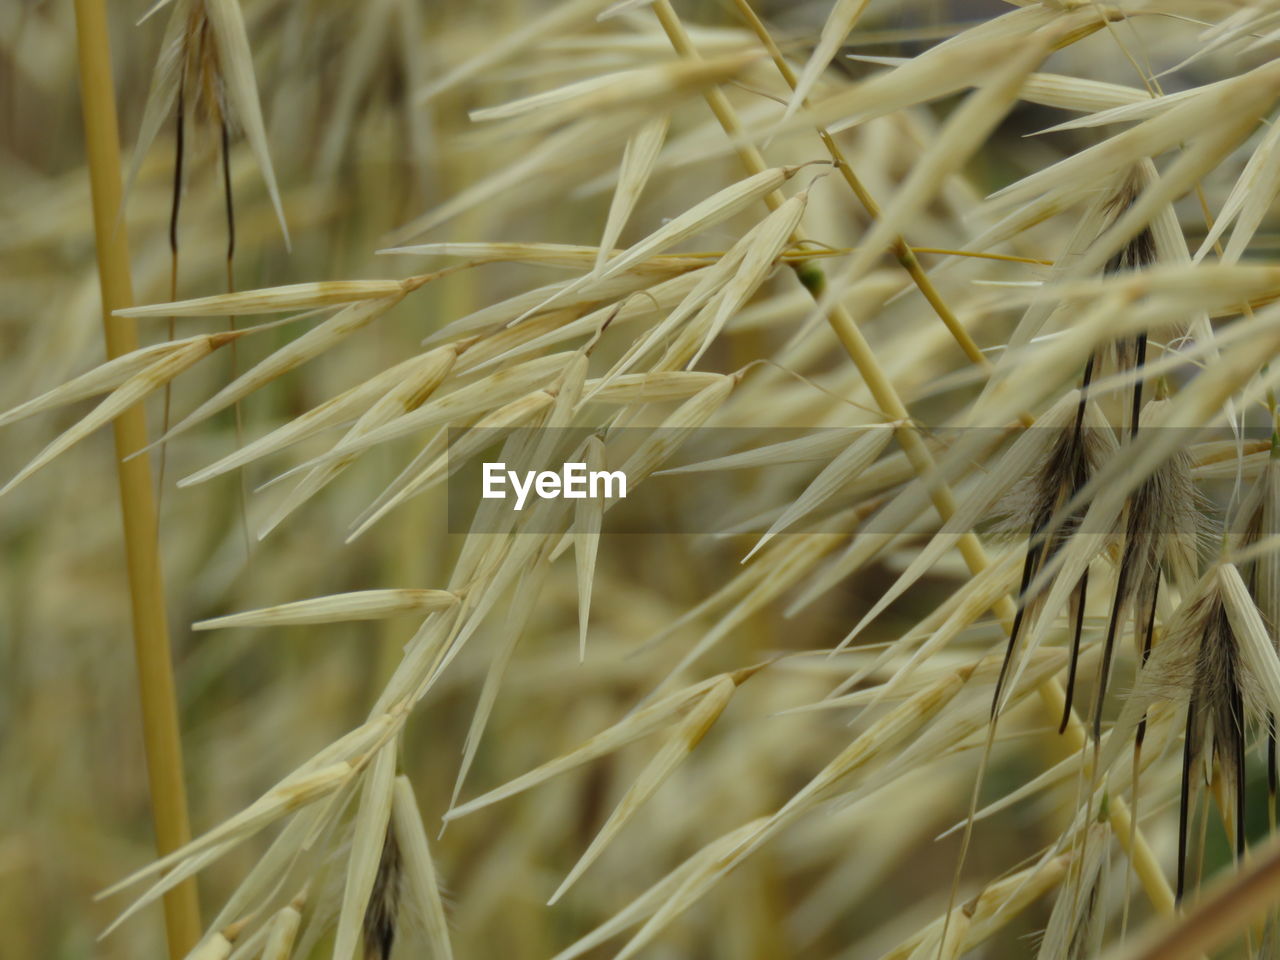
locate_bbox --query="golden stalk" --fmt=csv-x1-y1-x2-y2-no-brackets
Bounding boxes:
71,0,202,955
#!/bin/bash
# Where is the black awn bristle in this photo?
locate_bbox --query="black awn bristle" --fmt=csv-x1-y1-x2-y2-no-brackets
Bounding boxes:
363,823,403,960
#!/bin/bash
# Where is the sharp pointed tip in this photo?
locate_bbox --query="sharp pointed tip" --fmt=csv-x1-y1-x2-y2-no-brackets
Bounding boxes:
133,422,188,460
274,204,293,253
255,509,289,542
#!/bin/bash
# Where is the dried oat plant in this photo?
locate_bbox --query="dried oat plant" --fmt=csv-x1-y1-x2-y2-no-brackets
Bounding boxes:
12,0,1280,957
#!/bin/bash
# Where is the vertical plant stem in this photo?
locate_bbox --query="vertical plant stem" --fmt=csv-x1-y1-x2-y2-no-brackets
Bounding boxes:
651,0,1175,916
71,1,202,956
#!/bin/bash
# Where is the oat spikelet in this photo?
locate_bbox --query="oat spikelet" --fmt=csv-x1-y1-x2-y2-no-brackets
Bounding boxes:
990,397,1112,722
1094,399,1204,742
1037,818,1110,960
1136,571,1258,900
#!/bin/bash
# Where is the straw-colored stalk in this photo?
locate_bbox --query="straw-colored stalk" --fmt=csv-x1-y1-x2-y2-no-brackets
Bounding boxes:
71,0,201,955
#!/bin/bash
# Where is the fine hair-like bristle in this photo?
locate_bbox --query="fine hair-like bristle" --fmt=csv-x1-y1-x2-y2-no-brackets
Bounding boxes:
363,824,403,960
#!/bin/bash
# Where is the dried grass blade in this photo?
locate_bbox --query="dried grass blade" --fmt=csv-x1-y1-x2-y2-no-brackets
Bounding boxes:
1220,562,1280,714
0,335,204,429
391,777,453,960
445,674,733,820
203,0,289,245
255,345,461,534
450,563,547,810
122,1,183,201
685,191,809,369
744,423,894,561
824,34,1050,303
574,435,606,661
332,742,397,960
157,294,405,447
549,676,735,904
513,165,802,325
415,0,614,103
596,114,669,273
299,353,567,475
194,590,459,631
784,0,872,121
199,344,458,490
469,54,755,127
550,818,771,960
258,904,301,960
116,281,408,318
1197,118,1280,263
346,389,555,541
1,337,217,497
100,761,353,901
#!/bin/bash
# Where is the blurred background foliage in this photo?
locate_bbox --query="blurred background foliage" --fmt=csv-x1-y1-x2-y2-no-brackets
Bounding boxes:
1,1,1274,957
